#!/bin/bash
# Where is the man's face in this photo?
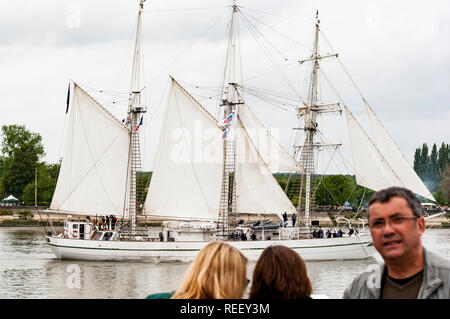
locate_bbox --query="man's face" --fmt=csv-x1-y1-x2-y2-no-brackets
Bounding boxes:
369,196,425,261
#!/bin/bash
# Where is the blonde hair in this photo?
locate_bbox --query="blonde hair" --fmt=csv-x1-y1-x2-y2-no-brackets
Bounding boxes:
171,241,248,299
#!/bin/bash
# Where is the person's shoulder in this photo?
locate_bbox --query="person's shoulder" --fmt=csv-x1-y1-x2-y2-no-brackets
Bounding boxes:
347,268,374,285
145,291,175,299
342,265,381,299
425,248,450,271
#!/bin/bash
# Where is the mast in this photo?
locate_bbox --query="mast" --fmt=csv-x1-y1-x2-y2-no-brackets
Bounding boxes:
218,1,241,238
297,11,340,228
35,167,37,207
126,0,147,237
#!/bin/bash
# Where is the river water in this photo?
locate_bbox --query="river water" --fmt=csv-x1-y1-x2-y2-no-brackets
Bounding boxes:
0,227,449,299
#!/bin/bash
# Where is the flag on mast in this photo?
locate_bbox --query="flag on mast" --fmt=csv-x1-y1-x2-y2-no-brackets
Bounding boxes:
221,112,235,126
135,116,143,131
65,83,70,114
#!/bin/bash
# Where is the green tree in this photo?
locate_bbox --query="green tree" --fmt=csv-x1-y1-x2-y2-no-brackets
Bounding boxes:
429,143,439,191
352,186,375,208
22,162,60,206
433,190,447,206
413,148,423,177
438,142,449,175
0,125,45,199
0,156,5,198
437,165,450,204
315,175,356,206
420,143,429,179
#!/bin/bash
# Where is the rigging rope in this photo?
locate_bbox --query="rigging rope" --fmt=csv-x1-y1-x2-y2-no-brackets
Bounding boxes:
143,6,225,13
237,8,300,100
77,82,129,96
320,30,369,104
243,60,297,82
141,10,227,93
241,8,311,51
312,130,366,214
240,6,314,25
236,86,299,111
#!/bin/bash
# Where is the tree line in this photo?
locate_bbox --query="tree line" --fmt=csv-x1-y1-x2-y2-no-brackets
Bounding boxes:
413,142,450,205
0,125,59,205
275,173,374,210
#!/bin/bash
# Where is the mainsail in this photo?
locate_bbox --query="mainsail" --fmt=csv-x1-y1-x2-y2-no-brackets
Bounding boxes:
235,115,298,218
50,83,131,216
144,79,224,221
364,102,435,201
238,102,303,173
345,105,435,201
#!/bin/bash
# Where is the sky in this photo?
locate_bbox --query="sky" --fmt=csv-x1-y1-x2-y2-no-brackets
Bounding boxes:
0,0,448,174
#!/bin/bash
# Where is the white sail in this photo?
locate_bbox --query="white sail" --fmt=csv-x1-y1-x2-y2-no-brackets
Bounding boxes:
235,117,298,219
238,102,303,173
364,103,435,201
144,78,224,221
345,106,423,194
50,83,131,216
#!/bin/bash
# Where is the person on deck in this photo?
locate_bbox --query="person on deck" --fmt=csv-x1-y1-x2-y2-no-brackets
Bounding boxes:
292,213,297,227
318,228,324,238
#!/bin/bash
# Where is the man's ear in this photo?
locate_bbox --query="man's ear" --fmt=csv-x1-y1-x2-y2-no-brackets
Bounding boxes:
418,217,426,236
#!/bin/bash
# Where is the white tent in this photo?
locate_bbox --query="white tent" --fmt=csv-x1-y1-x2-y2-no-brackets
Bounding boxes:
3,195,19,202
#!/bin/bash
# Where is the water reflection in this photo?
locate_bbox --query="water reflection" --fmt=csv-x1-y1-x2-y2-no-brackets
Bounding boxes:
0,227,448,299
37,259,190,299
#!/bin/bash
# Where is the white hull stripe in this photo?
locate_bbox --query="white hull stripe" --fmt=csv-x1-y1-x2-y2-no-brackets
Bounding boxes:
48,241,372,252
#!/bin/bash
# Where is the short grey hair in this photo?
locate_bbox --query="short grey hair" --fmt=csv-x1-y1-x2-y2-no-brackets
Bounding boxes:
368,187,422,218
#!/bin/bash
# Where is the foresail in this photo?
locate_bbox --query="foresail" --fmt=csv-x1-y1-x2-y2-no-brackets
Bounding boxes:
364,103,435,201
235,117,298,219
345,106,412,193
238,102,303,173
50,83,130,217
144,78,223,221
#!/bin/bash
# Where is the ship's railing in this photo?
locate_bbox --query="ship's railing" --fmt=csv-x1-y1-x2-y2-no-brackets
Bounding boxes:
117,223,149,239
278,227,312,240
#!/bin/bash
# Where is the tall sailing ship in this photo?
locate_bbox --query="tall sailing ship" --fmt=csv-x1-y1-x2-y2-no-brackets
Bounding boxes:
45,0,437,262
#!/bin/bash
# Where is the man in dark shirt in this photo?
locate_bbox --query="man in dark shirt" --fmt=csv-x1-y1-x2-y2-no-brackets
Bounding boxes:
343,186,450,299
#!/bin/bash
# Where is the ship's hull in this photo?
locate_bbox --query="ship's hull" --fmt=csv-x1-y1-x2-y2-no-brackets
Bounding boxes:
47,235,375,262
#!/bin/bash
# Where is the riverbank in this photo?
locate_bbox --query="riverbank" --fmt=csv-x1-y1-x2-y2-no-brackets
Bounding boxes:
1,207,449,228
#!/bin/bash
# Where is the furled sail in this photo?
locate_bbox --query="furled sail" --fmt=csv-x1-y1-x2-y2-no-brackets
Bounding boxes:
364,102,435,201
50,83,131,216
235,116,298,219
144,78,224,221
238,102,303,173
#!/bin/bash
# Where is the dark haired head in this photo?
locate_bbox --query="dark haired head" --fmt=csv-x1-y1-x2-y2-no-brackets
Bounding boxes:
368,187,422,218
249,245,312,299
